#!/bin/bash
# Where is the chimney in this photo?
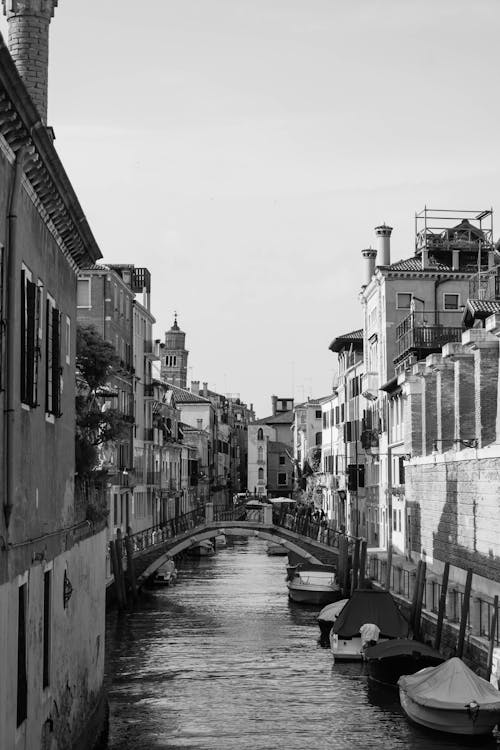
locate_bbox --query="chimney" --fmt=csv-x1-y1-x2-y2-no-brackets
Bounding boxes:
361,247,377,286
3,0,59,124
191,380,200,395
374,224,393,267
271,395,277,415
202,382,208,396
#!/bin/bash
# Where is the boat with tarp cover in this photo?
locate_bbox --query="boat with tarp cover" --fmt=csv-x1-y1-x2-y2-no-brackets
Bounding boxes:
398,657,500,736
365,638,444,686
330,589,409,661
286,563,341,605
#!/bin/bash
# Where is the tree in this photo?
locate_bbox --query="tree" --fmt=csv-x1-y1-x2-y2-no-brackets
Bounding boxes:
75,324,129,478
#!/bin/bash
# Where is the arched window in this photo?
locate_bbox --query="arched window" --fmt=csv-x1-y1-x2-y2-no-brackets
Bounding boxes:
258,446,263,461
315,432,322,446
258,467,264,480
257,428,264,440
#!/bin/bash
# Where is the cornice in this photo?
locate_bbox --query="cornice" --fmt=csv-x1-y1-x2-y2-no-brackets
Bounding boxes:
0,34,101,268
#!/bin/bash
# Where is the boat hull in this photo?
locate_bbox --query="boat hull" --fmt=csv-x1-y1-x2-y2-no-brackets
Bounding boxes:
368,654,444,686
287,583,341,606
399,690,500,736
331,635,389,661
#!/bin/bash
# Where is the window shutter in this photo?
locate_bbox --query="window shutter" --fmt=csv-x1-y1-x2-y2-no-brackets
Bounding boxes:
52,307,61,416
26,280,37,406
20,270,26,402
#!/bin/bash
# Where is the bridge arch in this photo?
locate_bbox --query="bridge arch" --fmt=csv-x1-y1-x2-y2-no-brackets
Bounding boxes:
138,522,325,583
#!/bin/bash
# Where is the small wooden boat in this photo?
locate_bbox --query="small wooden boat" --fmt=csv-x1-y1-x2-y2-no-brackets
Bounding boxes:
330,589,409,661
187,540,215,557
153,559,177,586
287,564,341,605
266,542,288,556
398,657,500,736
317,599,349,638
365,639,444,686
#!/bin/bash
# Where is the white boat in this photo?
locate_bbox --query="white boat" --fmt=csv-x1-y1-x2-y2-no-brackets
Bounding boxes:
330,589,409,661
214,533,227,547
398,657,500,736
287,564,341,605
153,559,177,586
266,542,288,556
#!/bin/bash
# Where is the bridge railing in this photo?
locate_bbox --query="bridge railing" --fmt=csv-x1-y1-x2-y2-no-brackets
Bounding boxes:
274,511,357,553
125,507,207,556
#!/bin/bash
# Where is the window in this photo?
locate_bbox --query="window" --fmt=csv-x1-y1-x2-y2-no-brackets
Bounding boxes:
315,432,322,446
77,278,91,308
45,296,62,416
258,446,263,461
444,293,460,310
17,583,27,726
257,428,264,440
43,570,51,688
315,410,322,419
278,472,287,485
279,454,286,465
397,293,412,309
258,467,264,480
21,268,38,406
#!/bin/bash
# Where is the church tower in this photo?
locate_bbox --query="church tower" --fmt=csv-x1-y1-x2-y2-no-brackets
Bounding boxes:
160,314,189,389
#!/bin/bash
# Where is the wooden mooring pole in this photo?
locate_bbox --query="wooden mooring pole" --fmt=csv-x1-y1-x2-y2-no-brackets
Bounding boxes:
115,529,128,606
109,541,125,609
413,561,426,641
409,560,423,635
457,568,473,658
487,595,499,682
434,561,449,651
339,536,349,597
350,538,361,595
358,539,367,589
125,534,138,601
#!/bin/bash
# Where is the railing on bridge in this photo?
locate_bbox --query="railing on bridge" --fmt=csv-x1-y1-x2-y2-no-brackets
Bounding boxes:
110,504,357,575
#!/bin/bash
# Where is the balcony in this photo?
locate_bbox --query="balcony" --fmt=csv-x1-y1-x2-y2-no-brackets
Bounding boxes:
394,312,463,370
469,268,500,301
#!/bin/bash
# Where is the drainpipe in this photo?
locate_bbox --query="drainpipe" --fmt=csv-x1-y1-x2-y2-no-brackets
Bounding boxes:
3,146,27,534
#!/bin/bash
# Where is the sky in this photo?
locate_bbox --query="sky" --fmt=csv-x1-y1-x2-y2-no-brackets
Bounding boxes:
2,0,500,417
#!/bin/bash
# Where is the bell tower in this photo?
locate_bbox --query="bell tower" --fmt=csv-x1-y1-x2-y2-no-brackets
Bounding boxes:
160,314,189,389
2,0,59,124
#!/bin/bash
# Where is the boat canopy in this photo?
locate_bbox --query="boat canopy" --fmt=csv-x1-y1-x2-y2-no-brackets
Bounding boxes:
318,599,349,623
332,589,409,638
365,638,443,661
398,657,500,711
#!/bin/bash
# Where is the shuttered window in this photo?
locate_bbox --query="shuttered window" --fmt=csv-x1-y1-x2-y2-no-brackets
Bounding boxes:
21,270,38,406
46,298,62,416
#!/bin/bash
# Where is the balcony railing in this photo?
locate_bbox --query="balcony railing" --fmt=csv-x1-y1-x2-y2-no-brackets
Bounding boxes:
469,268,500,301
395,312,463,364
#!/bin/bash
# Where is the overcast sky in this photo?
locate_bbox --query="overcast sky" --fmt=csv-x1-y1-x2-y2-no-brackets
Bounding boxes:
2,1,499,417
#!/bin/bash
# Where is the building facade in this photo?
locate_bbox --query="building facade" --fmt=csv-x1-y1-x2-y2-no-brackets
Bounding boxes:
0,7,108,747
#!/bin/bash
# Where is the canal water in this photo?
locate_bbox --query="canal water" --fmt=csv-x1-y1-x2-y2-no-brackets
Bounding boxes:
104,537,496,750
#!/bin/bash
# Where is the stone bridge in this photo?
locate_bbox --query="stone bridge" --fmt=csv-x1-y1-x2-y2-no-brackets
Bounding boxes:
109,503,361,603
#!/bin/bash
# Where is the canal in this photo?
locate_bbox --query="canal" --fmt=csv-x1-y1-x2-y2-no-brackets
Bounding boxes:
104,537,496,749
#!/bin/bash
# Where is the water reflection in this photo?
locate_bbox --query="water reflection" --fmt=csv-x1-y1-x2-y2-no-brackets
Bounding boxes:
105,538,496,750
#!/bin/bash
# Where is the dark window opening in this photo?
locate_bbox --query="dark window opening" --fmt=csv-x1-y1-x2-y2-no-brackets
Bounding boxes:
17,584,27,726
43,571,51,688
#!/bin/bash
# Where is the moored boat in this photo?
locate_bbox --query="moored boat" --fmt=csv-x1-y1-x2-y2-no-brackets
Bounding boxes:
214,533,227,547
398,657,500,736
330,589,409,661
153,559,177,586
187,540,216,557
266,542,288,556
365,639,444,686
287,564,341,606
317,599,349,638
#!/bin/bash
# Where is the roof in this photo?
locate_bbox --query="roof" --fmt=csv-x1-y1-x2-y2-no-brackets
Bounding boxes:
0,34,101,266
463,299,500,327
388,257,452,272
167,384,211,404
253,410,294,426
332,589,409,638
329,328,363,353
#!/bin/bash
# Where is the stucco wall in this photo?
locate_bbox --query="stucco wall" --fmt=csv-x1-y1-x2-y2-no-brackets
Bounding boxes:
0,529,106,750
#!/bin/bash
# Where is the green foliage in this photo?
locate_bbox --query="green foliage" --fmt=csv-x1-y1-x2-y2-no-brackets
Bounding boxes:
75,324,129,478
